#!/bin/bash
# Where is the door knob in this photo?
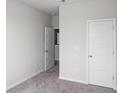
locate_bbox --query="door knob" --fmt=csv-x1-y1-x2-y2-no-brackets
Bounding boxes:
89,55,93,58
45,50,48,52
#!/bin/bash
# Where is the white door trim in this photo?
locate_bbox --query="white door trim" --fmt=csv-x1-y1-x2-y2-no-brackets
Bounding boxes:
86,18,116,89
44,27,47,72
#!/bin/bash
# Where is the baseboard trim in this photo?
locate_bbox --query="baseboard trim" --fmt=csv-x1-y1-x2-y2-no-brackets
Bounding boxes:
59,76,88,85
7,69,44,90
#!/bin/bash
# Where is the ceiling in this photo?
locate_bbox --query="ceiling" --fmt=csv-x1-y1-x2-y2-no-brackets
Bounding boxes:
20,0,83,15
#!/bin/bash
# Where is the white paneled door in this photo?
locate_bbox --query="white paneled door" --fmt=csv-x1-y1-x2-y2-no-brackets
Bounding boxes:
45,27,54,71
88,19,116,88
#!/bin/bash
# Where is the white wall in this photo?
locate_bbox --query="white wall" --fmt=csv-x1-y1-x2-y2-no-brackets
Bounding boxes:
6,0,52,89
60,0,116,84
52,15,59,28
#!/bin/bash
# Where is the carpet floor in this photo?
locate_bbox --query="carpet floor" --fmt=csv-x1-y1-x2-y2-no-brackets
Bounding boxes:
7,65,116,93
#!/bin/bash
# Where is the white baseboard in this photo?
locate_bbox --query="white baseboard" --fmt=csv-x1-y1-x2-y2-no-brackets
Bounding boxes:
7,69,44,90
59,76,88,85
59,77,117,90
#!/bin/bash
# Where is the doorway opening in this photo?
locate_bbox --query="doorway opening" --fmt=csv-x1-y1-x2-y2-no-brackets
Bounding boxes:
54,29,59,66
44,27,59,73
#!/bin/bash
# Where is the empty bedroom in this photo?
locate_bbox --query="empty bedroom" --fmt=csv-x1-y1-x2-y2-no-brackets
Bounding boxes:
6,0,117,93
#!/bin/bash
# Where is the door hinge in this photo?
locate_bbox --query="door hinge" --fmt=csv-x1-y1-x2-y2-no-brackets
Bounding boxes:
112,50,114,55
113,25,114,30
113,76,114,80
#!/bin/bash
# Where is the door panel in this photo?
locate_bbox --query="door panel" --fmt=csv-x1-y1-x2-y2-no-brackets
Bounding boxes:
45,27,54,71
88,19,114,88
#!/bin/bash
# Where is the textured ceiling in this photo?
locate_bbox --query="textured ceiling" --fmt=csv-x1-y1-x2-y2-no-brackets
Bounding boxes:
20,0,83,15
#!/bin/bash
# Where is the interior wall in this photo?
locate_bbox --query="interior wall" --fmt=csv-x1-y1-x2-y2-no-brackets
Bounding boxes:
59,0,116,84
6,0,52,89
52,15,59,28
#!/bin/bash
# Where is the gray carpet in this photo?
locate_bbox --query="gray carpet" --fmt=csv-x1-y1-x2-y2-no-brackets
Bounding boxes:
7,65,116,93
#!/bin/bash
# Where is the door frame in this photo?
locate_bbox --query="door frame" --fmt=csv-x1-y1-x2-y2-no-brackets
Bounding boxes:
86,18,116,89
44,26,47,72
